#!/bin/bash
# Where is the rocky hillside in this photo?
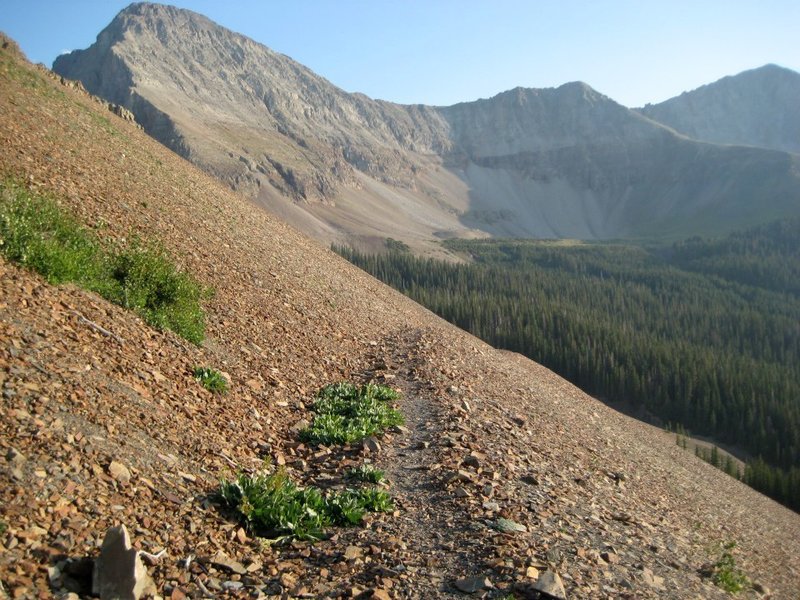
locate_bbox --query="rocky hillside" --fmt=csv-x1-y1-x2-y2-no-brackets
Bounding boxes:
640,64,800,155
53,3,800,247
2,32,800,599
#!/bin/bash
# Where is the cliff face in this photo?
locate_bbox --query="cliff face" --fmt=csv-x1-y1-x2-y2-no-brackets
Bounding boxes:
639,64,800,155
53,3,800,244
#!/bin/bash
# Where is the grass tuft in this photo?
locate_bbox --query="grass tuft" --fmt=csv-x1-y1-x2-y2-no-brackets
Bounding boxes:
0,180,207,344
300,382,403,446
193,366,228,394
219,464,393,542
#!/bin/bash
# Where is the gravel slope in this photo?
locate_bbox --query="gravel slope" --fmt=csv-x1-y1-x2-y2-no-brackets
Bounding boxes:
1,35,799,599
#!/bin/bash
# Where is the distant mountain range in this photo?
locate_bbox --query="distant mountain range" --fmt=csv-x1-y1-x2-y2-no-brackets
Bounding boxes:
53,2,800,247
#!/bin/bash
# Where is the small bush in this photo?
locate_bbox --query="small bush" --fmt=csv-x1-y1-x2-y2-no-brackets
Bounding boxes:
105,241,206,345
347,464,386,484
707,542,749,593
300,382,403,446
0,180,206,344
219,465,393,542
193,366,228,394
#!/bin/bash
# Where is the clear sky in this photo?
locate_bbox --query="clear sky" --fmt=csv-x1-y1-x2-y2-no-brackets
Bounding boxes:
2,1,799,108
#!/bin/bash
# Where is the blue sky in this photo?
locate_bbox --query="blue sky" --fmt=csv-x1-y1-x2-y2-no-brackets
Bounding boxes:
2,1,799,107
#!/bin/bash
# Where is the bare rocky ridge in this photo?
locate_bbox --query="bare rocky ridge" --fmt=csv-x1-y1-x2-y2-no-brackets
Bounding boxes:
639,64,800,155
2,32,800,599
53,3,800,248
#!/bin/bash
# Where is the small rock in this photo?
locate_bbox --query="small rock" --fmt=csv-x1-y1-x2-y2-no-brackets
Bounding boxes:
235,527,248,544
108,461,131,485
526,566,540,579
496,518,527,533
210,551,247,575
5,447,25,465
462,455,480,469
368,589,392,600
601,551,619,564
363,437,382,453
92,525,156,600
344,545,362,560
460,399,471,412
290,419,311,434
454,487,471,498
752,582,771,596
222,581,244,591
482,501,500,512
533,570,567,600
454,574,492,593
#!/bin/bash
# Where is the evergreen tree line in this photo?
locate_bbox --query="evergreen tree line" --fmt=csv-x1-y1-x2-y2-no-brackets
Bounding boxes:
334,221,800,512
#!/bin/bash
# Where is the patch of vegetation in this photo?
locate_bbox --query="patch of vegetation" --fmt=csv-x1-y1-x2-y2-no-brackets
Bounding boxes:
347,463,386,484
219,464,393,542
300,382,404,446
193,366,228,394
385,237,410,253
705,542,750,593
0,520,6,535
0,180,207,344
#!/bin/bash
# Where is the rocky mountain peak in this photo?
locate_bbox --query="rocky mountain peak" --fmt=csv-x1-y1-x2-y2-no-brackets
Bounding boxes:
639,64,800,154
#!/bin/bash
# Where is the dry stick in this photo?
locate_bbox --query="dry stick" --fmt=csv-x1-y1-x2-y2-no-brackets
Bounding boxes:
69,310,125,345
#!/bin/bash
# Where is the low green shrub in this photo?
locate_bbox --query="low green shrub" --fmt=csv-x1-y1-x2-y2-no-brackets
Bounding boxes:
0,180,206,344
219,465,393,542
192,366,228,393
708,542,749,593
347,464,386,484
300,382,403,446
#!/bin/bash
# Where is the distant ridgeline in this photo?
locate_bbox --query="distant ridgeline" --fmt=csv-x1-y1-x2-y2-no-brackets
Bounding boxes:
335,218,800,512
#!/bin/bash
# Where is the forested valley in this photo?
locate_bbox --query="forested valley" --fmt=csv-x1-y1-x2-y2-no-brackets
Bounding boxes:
335,219,800,511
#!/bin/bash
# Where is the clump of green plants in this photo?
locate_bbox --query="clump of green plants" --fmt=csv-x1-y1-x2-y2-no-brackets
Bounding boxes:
193,366,228,394
347,463,386,484
705,541,750,593
219,464,393,542
0,180,206,344
300,382,404,446
0,520,7,535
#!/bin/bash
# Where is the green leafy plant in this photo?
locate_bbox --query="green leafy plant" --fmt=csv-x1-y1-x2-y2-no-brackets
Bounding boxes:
300,382,403,446
0,520,7,535
0,180,207,344
192,366,229,394
104,241,206,345
347,464,386,484
706,542,749,593
219,464,393,542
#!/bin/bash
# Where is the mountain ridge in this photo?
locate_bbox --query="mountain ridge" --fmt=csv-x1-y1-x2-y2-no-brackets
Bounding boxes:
53,3,800,247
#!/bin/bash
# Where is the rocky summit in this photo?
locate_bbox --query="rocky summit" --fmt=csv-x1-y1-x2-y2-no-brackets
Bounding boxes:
2,31,800,599
53,3,800,249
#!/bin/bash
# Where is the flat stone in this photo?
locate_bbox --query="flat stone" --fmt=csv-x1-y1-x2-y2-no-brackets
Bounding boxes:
222,580,244,591
344,545,362,560
532,570,567,600
496,517,527,533
454,574,492,593
210,551,247,575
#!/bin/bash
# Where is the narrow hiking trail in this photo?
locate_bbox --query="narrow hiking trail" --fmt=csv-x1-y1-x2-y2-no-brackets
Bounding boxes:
368,329,482,597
